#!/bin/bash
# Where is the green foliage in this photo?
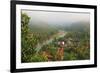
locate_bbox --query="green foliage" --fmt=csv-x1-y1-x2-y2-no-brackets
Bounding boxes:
21,12,90,62
64,52,77,60
21,13,37,62
30,54,48,62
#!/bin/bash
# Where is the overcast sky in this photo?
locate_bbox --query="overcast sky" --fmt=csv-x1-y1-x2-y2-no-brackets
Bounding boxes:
22,10,90,26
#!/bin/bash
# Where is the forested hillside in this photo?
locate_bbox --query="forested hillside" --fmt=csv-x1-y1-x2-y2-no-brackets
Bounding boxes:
21,13,90,63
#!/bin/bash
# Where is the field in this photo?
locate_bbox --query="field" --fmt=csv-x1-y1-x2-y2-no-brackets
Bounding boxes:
21,11,90,63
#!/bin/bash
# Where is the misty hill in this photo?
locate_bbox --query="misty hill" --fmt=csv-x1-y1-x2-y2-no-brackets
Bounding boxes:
63,21,90,32
29,20,58,34
28,20,90,33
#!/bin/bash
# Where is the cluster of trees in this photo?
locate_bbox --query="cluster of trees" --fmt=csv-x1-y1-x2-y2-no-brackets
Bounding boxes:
63,32,90,60
21,13,90,63
21,13,57,62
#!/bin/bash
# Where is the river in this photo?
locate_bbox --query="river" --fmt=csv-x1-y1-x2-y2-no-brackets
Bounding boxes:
35,30,67,53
